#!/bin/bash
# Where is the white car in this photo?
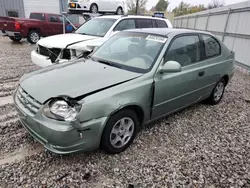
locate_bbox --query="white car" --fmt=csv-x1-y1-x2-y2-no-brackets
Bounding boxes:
31,15,173,67
68,0,124,15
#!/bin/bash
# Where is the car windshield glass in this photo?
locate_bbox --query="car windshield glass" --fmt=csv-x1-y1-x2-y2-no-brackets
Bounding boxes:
74,18,116,37
92,32,167,73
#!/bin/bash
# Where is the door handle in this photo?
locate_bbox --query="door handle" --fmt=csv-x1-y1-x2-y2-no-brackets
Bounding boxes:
198,71,205,77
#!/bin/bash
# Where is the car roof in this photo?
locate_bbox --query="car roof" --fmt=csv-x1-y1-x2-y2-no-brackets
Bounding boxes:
123,28,212,36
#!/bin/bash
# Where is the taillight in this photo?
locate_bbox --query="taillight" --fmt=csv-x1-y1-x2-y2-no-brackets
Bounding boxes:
15,21,21,30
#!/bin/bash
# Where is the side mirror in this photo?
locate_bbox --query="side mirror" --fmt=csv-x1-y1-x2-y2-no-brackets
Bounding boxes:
158,61,181,73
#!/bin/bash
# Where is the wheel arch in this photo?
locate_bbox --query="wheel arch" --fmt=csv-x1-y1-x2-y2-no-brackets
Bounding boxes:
221,75,229,86
28,28,41,36
107,103,145,126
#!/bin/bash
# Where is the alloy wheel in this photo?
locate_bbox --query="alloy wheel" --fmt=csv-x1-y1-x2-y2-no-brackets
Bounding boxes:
109,117,135,148
91,5,98,14
214,82,225,101
30,32,39,43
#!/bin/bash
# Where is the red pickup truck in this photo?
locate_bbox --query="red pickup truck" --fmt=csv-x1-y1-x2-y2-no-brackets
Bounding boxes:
0,12,80,44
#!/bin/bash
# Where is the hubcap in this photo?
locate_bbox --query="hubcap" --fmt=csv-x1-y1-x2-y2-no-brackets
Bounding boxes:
110,117,134,148
30,32,39,43
117,8,123,15
214,82,224,101
91,5,98,13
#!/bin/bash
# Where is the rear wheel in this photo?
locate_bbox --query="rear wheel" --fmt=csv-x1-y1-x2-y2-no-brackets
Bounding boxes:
207,78,226,105
9,36,22,42
90,4,98,14
101,110,138,154
116,7,123,15
27,30,40,44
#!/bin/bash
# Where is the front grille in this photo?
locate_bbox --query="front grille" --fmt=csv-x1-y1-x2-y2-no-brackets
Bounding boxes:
38,45,61,58
16,87,42,116
62,49,71,60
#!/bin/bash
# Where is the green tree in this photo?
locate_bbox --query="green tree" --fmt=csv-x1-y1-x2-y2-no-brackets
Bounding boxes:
126,0,148,14
173,1,206,17
155,0,170,11
208,0,224,9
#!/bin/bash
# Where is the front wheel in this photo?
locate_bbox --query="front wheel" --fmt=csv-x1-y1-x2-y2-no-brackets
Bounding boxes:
9,36,22,42
207,78,226,105
116,7,123,15
27,30,40,44
90,4,98,14
101,110,139,154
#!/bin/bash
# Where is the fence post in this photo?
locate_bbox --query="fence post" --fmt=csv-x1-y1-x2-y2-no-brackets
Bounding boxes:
181,17,184,28
222,8,231,42
205,12,210,30
63,15,66,34
186,16,189,28
194,14,198,29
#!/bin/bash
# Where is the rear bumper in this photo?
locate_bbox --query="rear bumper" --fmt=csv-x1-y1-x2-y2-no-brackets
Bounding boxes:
4,31,21,37
0,30,7,36
31,50,53,67
228,67,235,83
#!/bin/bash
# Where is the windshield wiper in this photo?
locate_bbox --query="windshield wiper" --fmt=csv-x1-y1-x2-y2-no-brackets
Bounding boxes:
89,57,121,68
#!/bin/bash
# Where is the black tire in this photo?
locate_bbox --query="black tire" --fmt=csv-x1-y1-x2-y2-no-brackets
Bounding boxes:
90,4,98,14
101,109,139,154
207,78,226,105
27,30,40,44
116,7,123,15
9,36,22,42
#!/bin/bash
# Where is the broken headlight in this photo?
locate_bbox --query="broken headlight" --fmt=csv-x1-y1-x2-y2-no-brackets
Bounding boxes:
43,99,81,122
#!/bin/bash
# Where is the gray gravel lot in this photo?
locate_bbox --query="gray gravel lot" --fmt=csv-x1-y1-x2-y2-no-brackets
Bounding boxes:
0,37,250,188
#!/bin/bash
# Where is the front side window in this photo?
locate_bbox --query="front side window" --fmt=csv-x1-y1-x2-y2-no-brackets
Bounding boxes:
165,35,201,67
136,19,153,28
92,32,167,73
114,19,136,31
75,18,116,37
202,35,221,59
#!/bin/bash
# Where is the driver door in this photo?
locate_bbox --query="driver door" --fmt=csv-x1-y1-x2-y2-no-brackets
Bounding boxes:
152,35,204,118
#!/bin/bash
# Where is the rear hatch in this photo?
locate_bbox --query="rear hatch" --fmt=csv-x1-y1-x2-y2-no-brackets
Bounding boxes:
0,16,15,32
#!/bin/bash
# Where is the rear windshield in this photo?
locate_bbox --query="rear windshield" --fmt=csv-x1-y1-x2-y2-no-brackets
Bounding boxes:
29,13,46,21
75,18,116,37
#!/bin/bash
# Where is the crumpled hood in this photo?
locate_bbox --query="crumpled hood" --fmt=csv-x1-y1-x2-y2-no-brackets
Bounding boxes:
68,37,109,51
37,33,100,48
20,60,142,103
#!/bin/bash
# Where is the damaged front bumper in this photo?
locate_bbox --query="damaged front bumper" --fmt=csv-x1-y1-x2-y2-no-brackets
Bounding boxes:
13,90,107,154
31,50,53,67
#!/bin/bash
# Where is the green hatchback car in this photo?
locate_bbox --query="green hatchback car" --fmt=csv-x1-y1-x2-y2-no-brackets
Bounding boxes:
14,28,235,154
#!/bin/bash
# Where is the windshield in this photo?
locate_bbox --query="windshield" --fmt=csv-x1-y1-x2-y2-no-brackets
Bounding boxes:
75,18,116,37
92,32,167,73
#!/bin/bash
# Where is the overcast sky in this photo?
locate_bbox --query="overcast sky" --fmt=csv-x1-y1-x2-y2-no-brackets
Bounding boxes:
146,0,248,11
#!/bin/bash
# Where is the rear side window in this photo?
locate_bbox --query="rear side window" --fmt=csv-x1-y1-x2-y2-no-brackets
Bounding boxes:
156,20,168,28
165,35,201,67
114,19,136,31
136,19,153,28
202,35,221,59
30,13,45,21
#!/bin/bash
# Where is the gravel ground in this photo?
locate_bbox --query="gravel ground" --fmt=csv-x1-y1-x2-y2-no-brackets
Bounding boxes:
0,37,250,188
